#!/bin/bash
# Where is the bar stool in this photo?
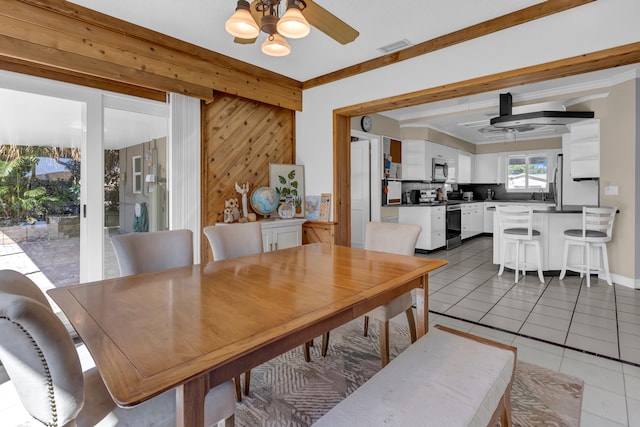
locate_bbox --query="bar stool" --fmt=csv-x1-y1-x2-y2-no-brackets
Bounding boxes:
496,205,544,284
559,206,617,287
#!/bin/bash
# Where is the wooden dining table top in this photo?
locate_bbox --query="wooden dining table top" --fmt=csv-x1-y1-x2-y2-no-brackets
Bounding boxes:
48,243,447,427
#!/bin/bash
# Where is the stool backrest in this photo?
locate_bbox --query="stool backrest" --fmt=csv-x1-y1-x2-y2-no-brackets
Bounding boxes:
582,206,617,240
496,206,534,239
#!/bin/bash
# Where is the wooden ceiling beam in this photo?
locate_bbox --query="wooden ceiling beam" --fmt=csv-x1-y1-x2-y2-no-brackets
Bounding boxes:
304,0,595,90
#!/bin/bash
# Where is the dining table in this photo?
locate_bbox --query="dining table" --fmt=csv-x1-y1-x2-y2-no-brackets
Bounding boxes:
48,242,447,427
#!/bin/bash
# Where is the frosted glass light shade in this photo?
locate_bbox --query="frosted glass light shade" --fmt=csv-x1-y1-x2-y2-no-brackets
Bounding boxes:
225,5,260,39
261,33,291,56
276,6,310,39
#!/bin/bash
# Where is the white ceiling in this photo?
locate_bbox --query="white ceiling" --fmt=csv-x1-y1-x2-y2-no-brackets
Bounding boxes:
68,0,544,82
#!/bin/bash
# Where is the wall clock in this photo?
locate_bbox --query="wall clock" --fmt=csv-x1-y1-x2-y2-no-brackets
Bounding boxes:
360,115,372,132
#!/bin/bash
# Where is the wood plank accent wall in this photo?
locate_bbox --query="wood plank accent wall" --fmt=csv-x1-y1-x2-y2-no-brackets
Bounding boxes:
201,92,295,262
0,0,302,109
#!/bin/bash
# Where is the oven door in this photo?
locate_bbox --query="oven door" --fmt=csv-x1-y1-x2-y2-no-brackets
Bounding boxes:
446,205,462,249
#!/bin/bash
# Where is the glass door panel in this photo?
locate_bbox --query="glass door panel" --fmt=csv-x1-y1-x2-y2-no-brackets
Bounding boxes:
0,88,84,292
102,105,168,279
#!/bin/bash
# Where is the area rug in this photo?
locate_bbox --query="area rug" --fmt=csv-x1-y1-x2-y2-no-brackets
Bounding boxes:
235,319,583,427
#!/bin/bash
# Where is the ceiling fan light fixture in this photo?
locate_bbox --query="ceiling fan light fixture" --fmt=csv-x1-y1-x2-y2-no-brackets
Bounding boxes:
225,0,260,39
261,33,291,56
277,2,310,39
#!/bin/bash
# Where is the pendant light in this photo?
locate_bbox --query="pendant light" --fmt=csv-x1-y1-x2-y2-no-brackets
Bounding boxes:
225,0,260,39
276,1,310,39
261,33,291,57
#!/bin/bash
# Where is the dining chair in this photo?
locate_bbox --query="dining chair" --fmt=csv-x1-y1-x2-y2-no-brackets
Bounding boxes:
559,206,617,287
0,269,236,427
203,222,263,401
495,205,544,284
319,222,422,367
111,229,194,276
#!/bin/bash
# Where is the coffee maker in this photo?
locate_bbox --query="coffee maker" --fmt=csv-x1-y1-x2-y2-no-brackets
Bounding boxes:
486,189,495,200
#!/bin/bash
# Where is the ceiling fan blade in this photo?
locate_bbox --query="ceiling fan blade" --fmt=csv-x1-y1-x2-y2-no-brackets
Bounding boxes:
234,37,258,44
302,0,359,45
233,0,262,44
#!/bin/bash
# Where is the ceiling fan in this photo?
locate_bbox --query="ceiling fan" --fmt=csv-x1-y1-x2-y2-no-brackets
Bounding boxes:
225,0,359,56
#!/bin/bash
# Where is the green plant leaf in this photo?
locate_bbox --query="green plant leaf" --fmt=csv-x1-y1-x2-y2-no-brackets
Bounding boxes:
288,170,296,180
278,175,287,185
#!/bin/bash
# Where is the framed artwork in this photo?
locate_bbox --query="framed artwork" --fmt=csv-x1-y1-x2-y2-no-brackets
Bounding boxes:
269,164,305,218
132,155,142,194
319,193,331,222
304,195,320,220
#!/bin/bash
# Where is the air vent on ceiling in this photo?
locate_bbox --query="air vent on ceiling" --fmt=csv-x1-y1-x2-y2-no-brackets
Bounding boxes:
377,39,413,54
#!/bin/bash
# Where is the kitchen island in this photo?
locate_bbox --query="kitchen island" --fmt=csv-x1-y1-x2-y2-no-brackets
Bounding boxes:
490,204,612,272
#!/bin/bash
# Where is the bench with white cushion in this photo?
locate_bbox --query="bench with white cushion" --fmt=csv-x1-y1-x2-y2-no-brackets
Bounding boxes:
313,324,517,427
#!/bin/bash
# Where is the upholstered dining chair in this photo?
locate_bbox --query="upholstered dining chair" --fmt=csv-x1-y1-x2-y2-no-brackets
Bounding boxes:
0,269,236,427
111,229,194,276
203,222,263,401
318,222,422,368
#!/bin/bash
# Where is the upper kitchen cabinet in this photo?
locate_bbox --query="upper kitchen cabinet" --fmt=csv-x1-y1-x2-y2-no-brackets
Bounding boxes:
474,153,504,184
564,119,600,179
401,139,429,180
457,152,473,184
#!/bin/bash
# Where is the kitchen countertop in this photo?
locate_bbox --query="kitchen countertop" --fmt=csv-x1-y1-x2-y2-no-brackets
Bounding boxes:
391,199,552,207
485,204,614,214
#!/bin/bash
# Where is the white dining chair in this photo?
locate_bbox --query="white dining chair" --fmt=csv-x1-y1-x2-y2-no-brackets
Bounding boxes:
496,205,544,284
559,206,617,287
0,269,236,427
111,229,194,276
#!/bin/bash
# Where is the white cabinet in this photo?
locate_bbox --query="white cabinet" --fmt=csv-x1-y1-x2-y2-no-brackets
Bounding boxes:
566,119,600,179
483,202,497,233
457,152,472,184
259,218,305,252
398,206,445,250
474,153,504,184
461,203,483,239
401,140,429,180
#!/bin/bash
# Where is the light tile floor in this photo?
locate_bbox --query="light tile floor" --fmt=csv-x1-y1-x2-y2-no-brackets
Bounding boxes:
418,235,640,426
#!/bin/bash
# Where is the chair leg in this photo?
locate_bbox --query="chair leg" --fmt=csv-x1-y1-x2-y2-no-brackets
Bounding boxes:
601,243,613,286
363,316,369,337
234,376,242,402
379,320,390,367
304,340,311,362
559,240,569,280
243,370,251,396
321,331,330,357
405,308,417,344
224,414,235,427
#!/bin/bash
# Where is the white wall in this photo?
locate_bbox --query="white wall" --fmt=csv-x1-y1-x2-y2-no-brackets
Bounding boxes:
296,1,640,213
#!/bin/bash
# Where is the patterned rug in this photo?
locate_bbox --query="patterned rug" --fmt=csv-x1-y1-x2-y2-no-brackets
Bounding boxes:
236,319,583,427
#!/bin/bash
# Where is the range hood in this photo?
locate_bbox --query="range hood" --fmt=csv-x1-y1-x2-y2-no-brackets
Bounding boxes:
490,93,594,129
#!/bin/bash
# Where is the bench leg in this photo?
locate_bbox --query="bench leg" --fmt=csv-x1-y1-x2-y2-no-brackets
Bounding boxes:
321,331,330,357
304,340,311,362
363,315,369,337
243,370,251,396
501,384,513,427
405,308,417,344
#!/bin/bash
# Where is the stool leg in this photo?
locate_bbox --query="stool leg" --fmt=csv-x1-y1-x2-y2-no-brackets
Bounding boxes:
498,238,506,276
559,240,569,280
514,240,520,284
536,241,544,283
600,243,613,286
585,242,591,288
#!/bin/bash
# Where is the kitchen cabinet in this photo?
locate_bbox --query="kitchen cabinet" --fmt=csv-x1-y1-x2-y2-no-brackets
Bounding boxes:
474,153,504,184
401,140,429,180
461,203,483,239
483,202,497,233
398,206,445,250
566,119,600,179
259,218,305,252
457,152,472,183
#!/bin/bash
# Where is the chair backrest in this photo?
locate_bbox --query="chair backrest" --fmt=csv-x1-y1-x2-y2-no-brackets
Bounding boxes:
582,206,617,240
364,222,421,256
496,205,534,239
203,223,263,261
111,229,194,276
0,270,84,427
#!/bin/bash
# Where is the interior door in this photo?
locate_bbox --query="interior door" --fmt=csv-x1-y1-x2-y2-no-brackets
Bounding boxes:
351,139,370,248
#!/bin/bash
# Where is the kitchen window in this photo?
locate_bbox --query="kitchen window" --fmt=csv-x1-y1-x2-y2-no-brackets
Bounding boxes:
506,154,549,191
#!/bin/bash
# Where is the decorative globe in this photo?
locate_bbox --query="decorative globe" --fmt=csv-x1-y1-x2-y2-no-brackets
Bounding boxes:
250,186,279,217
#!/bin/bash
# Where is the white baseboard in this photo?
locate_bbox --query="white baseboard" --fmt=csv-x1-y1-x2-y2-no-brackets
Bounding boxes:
605,272,640,289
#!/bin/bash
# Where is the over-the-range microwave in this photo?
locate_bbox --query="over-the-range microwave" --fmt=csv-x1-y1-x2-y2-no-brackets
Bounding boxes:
432,158,448,182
